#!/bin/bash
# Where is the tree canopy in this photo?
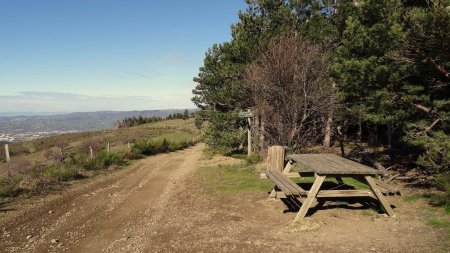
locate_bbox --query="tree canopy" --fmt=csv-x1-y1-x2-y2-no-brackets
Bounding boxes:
192,0,450,173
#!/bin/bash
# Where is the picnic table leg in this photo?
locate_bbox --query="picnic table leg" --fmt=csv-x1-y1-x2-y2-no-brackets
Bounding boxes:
293,175,326,223
364,176,394,216
269,187,277,198
283,161,292,174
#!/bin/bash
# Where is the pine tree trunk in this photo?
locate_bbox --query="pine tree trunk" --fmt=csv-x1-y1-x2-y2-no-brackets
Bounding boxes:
358,116,362,144
387,124,393,148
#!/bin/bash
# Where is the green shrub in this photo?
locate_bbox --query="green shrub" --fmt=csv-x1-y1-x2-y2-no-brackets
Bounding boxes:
124,149,143,160
43,166,81,181
0,176,23,197
96,151,126,168
432,174,450,213
68,152,126,170
133,138,195,156
404,130,450,173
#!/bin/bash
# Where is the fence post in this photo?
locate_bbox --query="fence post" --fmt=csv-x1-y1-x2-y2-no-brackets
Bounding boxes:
107,142,110,154
5,144,10,178
267,146,285,173
89,146,93,160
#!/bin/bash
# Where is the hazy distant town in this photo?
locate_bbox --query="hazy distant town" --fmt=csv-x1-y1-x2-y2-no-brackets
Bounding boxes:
0,130,78,143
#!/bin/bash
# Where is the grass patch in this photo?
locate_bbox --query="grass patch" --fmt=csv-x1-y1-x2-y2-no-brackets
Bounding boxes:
197,164,273,196
428,219,450,242
403,193,450,214
404,194,423,202
428,219,450,229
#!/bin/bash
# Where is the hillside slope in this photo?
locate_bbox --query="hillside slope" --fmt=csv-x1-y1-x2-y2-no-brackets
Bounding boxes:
0,119,198,177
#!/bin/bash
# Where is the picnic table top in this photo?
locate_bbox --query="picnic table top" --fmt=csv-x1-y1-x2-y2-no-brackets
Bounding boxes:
286,153,380,175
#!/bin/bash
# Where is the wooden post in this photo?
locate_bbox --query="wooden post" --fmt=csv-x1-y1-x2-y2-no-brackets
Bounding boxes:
127,142,130,153
267,146,285,172
107,142,110,154
5,144,10,178
247,116,252,156
89,146,93,160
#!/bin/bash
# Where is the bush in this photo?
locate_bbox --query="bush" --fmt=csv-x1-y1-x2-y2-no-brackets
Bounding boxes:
0,176,23,197
133,138,195,156
43,166,81,181
68,151,126,170
433,174,450,213
96,151,126,168
404,130,450,173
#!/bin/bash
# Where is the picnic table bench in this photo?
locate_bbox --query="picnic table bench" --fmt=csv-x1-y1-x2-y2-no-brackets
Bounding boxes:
264,153,398,223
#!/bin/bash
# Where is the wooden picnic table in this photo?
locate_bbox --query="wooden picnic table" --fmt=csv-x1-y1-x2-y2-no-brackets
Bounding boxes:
265,153,395,223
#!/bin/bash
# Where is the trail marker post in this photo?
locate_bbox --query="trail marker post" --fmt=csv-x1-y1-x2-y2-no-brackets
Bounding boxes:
5,144,10,178
239,109,254,156
89,146,93,160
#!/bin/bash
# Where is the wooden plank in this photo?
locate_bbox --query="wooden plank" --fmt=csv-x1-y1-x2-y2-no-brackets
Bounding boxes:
266,171,291,193
321,154,379,174
316,190,374,198
293,175,325,223
365,176,395,216
322,155,363,172
261,172,302,179
266,171,294,195
268,170,306,195
287,154,380,175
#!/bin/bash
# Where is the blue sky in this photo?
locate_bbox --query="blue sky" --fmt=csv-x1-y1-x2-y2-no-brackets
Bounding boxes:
0,0,247,115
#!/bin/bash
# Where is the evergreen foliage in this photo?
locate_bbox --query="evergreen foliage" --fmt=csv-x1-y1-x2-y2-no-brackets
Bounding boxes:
116,116,163,128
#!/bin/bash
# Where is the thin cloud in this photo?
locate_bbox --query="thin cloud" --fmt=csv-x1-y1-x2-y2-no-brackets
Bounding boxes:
126,71,162,79
0,91,194,113
165,54,187,65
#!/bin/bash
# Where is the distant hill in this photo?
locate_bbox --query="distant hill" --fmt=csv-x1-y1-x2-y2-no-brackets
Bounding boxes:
0,110,191,133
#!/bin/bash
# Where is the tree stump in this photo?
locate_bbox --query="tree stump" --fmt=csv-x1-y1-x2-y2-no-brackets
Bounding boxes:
267,146,285,172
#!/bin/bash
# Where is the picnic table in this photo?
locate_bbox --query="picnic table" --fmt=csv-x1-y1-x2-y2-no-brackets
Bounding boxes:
264,153,396,223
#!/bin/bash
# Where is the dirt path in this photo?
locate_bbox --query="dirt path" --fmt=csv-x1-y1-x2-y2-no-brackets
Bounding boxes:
1,144,205,252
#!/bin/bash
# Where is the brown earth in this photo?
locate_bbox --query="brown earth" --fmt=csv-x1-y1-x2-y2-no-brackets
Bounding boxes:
0,144,448,252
